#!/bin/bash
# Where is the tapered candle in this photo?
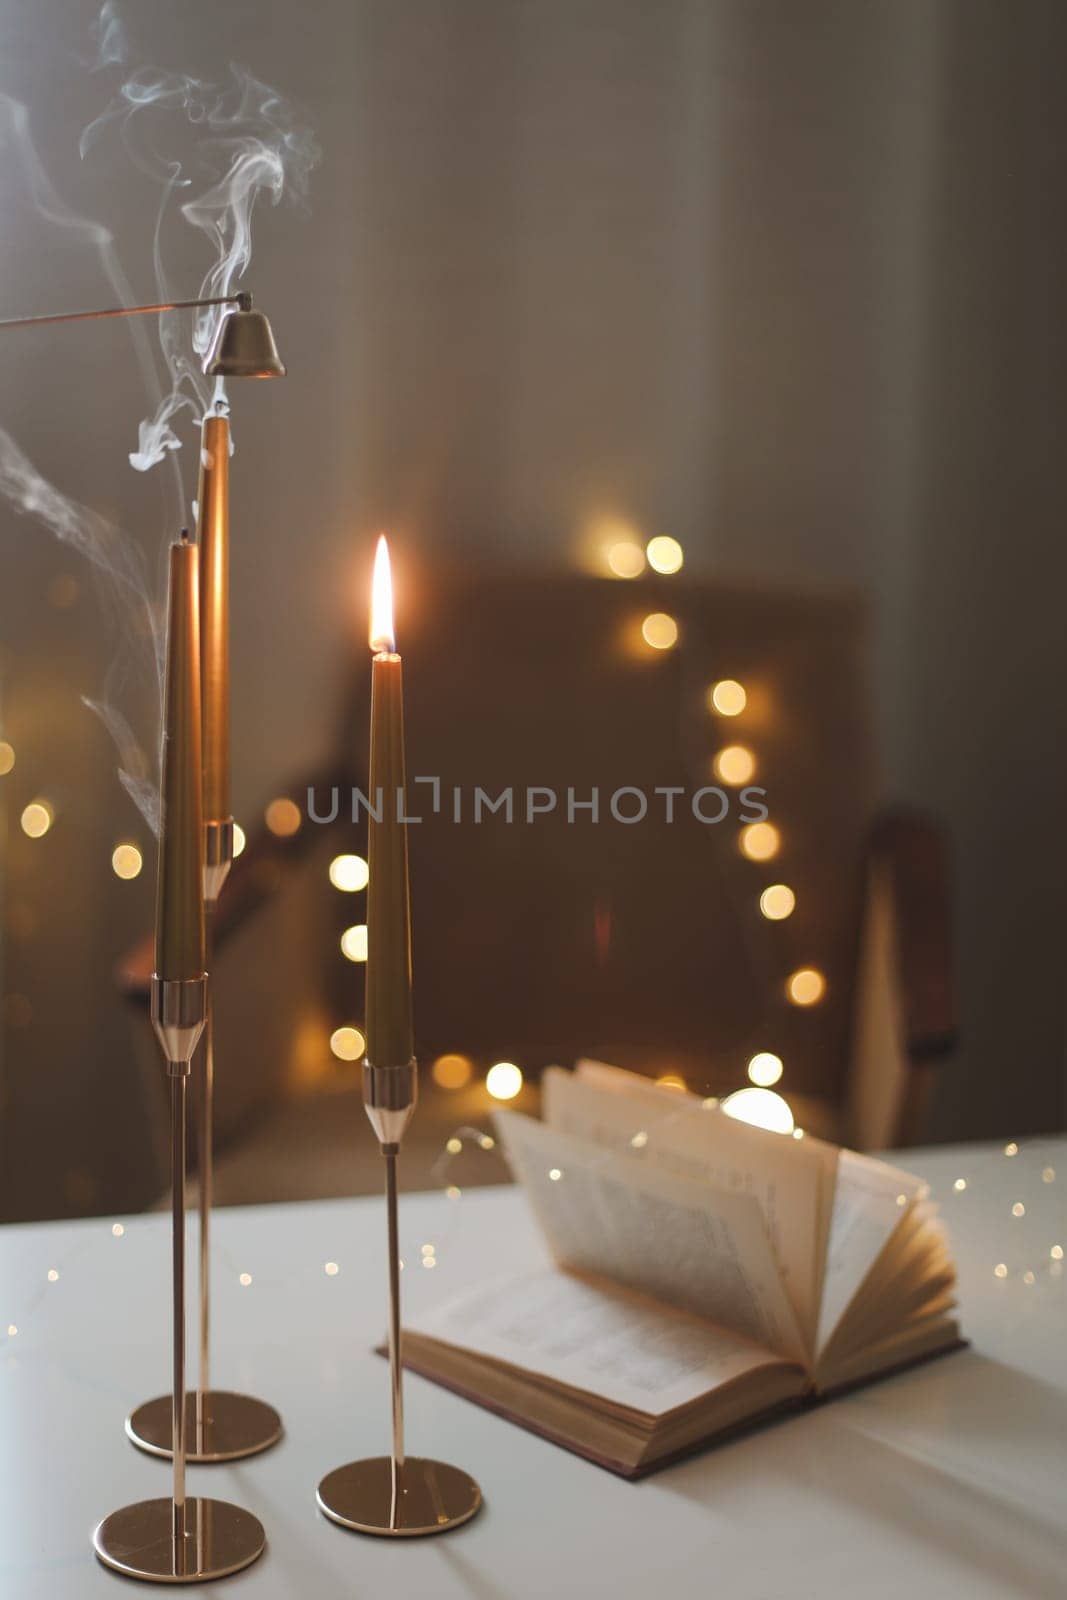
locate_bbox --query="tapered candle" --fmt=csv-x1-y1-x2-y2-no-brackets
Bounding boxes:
364,535,414,1069
196,413,230,825
156,533,206,981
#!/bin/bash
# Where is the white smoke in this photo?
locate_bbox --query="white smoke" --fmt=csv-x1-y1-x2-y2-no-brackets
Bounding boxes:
0,8,318,830
80,60,319,485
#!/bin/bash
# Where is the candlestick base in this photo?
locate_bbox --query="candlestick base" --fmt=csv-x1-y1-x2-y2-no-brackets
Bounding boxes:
316,1456,482,1538
93,1496,265,1583
127,1391,283,1463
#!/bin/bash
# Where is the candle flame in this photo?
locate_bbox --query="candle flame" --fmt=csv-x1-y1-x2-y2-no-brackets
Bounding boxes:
370,534,395,653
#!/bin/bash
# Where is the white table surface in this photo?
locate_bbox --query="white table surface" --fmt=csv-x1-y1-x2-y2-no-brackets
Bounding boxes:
2,1136,1064,1600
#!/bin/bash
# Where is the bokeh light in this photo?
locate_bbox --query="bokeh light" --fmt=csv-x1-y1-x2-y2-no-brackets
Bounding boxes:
722,1086,795,1135
747,1052,784,1087
486,1061,523,1101
606,541,646,579
340,924,368,963
786,967,825,1005
740,821,779,861
641,612,678,650
20,800,53,838
759,883,795,921
707,679,747,717
0,741,14,775
233,823,247,857
655,1074,688,1092
432,1053,473,1090
265,797,301,837
713,745,756,785
329,1025,365,1062
646,536,684,574
111,843,143,880
329,853,369,892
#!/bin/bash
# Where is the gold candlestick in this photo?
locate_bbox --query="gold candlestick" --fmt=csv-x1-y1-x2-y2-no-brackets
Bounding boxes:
316,537,482,1539
94,536,265,1584
127,415,282,1468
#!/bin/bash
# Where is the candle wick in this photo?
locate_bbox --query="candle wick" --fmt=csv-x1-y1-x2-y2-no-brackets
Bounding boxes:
179,527,190,544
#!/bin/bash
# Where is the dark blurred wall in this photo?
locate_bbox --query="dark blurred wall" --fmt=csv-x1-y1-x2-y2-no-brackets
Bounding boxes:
0,0,1063,1216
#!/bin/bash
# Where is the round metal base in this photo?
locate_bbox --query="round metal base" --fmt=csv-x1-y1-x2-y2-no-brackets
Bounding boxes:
92,1496,265,1583
127,1392,283,1463
317,1456,482,1538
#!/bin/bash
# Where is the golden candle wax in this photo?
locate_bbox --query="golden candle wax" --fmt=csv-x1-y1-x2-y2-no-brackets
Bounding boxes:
196,412,231,825
156,534,206,981
364,535,414,1069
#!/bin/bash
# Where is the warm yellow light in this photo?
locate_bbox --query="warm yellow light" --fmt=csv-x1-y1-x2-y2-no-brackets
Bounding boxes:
786,967,825,1006
432,1053,473,1090
656,1073,687,1092
486,1061,523,1101
0,741,14,775
370,533,395,653
631,1130,649,1148
747,1052,784,1088
1023,1270,1036,1285
329,1025,365,1062
641,612,679,650
993,1263,1008,1279
239,1272,252,1287
740,822,779,862
265,797,301,837
112,1223,125,1237
606,541,646,579
324,1261,340,1276
6,1325,16,1337
646,535,684,575
233,823,247,857
953,1178,967,1193
20,800,53,838
446,1136,463,1155
760,883,795,921
340,924,368,963
47,1268,59,1283
1052,1245,1064,1261
549,1167,563,1181
721,1087,794,1135
708,679,747,717
1043,1167,1056,1183
1012,1202,1025,1218
329,853,369,892
111,843,143,880
1004,1142,1018,1156
714,745,756,785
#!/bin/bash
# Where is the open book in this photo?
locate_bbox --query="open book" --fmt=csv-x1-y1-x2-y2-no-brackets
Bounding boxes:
402,1061,963,1477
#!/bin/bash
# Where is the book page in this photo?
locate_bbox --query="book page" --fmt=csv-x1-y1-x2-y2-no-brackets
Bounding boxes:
550,1065,834,1354
406,1265,795,1417
815,1148,928,1354
494,1110,807,1364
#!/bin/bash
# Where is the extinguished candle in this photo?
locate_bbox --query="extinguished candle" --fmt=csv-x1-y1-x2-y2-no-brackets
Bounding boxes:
156,533,206,982
364,535,414,1069
196,412,230,825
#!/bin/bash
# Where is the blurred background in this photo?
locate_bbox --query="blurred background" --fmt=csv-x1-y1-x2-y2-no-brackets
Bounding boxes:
0,0,1063,1223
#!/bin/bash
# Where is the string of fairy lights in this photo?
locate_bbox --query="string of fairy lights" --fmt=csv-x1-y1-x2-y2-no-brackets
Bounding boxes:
2,1136,1062,1346
596,527,826,1133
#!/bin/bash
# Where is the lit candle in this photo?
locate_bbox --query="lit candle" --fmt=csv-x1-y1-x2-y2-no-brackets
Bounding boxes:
364,535,414,1069
156,533,205,981
196,413,230,826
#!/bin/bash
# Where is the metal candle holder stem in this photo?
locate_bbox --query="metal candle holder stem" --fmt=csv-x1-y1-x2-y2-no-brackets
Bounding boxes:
94,536,265,1583
317,1062,482,1537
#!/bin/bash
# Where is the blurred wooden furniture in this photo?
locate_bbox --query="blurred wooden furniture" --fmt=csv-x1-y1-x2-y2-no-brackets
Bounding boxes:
121,563,956,1202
